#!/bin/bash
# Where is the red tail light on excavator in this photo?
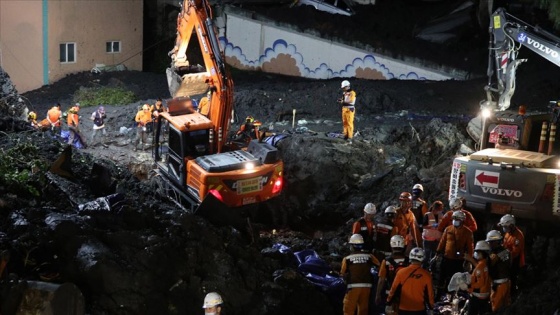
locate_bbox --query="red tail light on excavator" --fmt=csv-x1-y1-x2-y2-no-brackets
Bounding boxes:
272,177,283,195
208,189,224,202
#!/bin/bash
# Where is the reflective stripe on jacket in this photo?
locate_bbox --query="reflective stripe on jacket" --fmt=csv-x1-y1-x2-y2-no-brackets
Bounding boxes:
340,252,380,287
469,259,491,298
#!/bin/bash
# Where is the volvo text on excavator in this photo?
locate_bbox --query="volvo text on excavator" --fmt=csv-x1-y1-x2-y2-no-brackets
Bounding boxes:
151,0,284,224
449,7,560,224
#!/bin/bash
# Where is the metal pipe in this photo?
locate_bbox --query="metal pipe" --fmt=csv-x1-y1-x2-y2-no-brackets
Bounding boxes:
292,109,296,129
539,121,548,153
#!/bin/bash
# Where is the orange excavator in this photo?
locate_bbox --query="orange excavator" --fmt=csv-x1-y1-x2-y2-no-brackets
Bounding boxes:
152,0,283,224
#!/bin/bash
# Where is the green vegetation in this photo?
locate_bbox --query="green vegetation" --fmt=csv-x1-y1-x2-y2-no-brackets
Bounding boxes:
0,141,47,197
539,0,560,29
73,86,137,107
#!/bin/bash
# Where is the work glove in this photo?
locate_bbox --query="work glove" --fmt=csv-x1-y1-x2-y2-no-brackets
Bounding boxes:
432,223,439,228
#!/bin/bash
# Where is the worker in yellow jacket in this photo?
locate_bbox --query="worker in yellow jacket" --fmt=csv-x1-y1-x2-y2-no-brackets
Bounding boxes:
338,80,356,143
134,104,153,151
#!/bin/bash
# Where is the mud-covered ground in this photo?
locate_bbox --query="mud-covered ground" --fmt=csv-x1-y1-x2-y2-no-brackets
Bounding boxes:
1,0,560,314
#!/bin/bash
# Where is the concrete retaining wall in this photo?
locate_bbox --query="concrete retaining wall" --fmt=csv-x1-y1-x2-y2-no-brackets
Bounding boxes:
220,6,468,81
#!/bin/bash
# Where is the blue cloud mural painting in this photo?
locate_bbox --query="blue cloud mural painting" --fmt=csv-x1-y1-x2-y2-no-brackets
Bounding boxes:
220,37,428,80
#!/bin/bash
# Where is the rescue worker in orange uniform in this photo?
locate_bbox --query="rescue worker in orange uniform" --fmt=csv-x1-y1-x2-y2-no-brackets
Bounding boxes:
235,116,261,143
197,96,210,117
436,210,474,296
46,103,62,137
352,203,377,253
338,80,356,143
410,183,429,230
394,192,422,255
376,235,409,311
438,198,478,233
486,230,511,312
386,247,435,315
198,77,216,117
67,103,86,147
340,234,380,315
375,205,399,258
464,241,492,315
134,104,153,151
498,214,524,296
421,200,444,268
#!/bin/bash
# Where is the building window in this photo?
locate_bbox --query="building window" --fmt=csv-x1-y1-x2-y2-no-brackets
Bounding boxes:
60,42,76,63
106,41,121,53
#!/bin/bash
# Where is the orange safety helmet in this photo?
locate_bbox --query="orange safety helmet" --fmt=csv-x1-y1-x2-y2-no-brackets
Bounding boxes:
399,192,412,201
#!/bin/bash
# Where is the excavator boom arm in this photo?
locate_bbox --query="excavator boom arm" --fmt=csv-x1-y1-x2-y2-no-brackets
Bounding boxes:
487,8,560,111
168,0,233,153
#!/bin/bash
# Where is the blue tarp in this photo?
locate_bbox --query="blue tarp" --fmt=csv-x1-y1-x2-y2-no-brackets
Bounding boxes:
274,243,381,309
60,130,85,149
292,247,346,304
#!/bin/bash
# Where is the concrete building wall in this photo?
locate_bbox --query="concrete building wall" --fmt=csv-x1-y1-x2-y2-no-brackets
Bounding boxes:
47,0,143,84
221,8,467,81
0,0,143,93
0,1,44,93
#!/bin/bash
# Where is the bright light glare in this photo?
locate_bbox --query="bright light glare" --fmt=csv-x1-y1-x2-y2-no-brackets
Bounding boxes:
482,108,491,118
245,162,255,170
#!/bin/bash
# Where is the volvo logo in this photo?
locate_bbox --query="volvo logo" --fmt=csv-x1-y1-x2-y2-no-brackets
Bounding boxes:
526,37,559,58
496,117,515,122
481,186,522,197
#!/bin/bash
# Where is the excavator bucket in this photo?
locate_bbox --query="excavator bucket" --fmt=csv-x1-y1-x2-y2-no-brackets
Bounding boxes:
166,68,182,98
166,68,209,99
467,114,483,143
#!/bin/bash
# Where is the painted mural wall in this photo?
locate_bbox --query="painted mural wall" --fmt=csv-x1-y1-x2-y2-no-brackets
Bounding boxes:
220,9,466,82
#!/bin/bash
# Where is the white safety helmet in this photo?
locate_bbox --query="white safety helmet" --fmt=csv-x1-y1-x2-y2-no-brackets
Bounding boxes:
474,240,491,252
384,205,397,215
203,292,223,309
412,184,424,192
349,233,364,245
449,198,463,210
364,203,377,215
452,210,466,221
498,214,515,227
486,230,503,242
409,247,425,262
341,80,350,89
389,235,405,249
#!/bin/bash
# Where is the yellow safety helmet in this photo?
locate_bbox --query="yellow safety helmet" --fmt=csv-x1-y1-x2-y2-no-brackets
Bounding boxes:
28,111,37,120
142,104,150,111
